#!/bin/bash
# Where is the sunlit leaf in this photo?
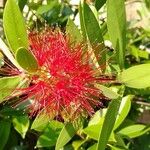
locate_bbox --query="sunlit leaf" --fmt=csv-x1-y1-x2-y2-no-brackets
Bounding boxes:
83,109,115,142
31,111,50,132
82,2,103,43
79,1,86,40
0,76,22,103
0,38,22,70
12,115,29,139
95,84,119,99
83,123,102,140
0,51,4,68
55,123,76,150
108,144,126,150
118,64,150,89
36,121,63,148
72,140,86,150
114,95,133,130
97,98,121,150
66,18,83,45
36,0,58,15
80,1,105,66
88,109,107,126
107,0,126,69
16,47,38,72
3,0,28,53
118,124,150,138
83,123,115,142
88,144,97,150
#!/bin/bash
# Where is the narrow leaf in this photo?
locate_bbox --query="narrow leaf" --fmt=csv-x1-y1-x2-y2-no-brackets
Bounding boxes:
83,2,103,43
95,0,106,10
118,64,150,89
18,0,27,11
3,0,28,53
82,2,105,65
16,47,38,72
107,0,126,69
66,18,83,45
114,95,133,130
97,98,121,150
79,1,86,40
55,123,76,150
0,38,22,70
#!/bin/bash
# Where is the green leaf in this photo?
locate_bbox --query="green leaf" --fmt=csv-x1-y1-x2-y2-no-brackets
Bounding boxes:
95,84,119,99
108,144,126,150
83,123,115,142
118,64,150,89
88,144,97,150
16,47,38,72
3,0,28,54
83,109,106,139
66,18,83,45
107,0,126,69
79,1,86,40
114,95,133,130
83,123,102,140
0,120,11,150
138,50,149,59
55,123,76,150
0,38,22,70
95,0,106,10
48,120,64,129
83,109,115,142
72,140,86,150
88,109,107,126
97,98,121,150
12,115,29,139
0,107,24,117
114,134,127,149
83,2,103,43
82,2,105,65
132,133,150,150
0,76,22,103
118,125,150,138
31,111,50,132
145,0,150,10
129,46,149,61
36,121,63,148
18,0,27,11
101,22,107,36
36,128,60,148
37,1,58,15
0,51,4,68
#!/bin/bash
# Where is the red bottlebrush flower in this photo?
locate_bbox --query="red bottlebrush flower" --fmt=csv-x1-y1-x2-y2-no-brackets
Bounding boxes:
13,28,112,121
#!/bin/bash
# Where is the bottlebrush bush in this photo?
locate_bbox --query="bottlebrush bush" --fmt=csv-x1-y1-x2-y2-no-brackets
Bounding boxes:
0,0,150,150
